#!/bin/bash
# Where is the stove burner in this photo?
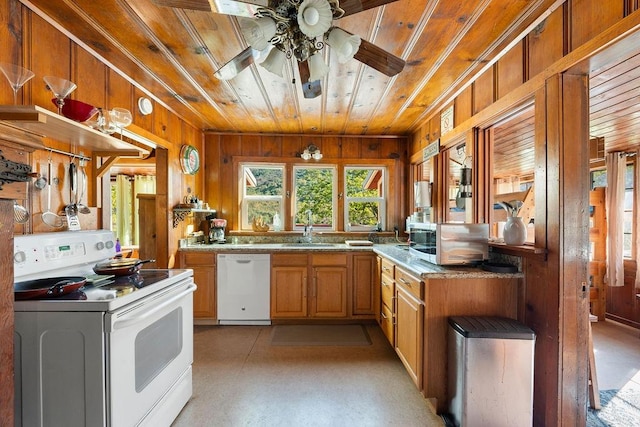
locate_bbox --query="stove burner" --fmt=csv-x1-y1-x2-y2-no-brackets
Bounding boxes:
93,270,172,296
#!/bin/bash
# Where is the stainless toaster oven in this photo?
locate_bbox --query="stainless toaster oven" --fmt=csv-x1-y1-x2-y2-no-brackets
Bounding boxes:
408,223,489,265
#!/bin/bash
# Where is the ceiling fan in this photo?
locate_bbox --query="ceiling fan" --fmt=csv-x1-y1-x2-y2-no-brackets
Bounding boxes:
152,0,406,98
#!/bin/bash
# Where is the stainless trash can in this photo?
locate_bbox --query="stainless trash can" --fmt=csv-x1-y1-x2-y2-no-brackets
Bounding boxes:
448,316,535,427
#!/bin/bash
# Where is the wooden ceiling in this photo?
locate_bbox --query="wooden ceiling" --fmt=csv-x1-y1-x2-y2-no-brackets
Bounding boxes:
22,0,561,135
491,46,640,181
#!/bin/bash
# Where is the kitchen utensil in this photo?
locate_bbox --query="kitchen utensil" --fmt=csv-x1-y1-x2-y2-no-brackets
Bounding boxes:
13,201,29,223
0,62,35,104
65,159,81,230
43,75,77,114
41,159,64,228
14,276,86,300
93,258,155,276
58,98,99,122
76,159,90,214
33,173,47,190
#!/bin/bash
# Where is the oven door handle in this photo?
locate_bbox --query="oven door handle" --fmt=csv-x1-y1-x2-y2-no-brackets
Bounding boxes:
111,283,196,330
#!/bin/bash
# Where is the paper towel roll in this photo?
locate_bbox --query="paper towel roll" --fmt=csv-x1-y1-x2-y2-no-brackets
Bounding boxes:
414,181,432,207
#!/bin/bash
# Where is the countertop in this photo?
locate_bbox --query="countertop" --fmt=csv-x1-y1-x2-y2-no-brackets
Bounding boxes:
372,245,522,280
179,242,522,280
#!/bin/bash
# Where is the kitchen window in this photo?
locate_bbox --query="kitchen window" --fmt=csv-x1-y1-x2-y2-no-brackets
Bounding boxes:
240,164,285,230
237,161,390,231
591,162,635,258
344,166,386,231
293,165,337,231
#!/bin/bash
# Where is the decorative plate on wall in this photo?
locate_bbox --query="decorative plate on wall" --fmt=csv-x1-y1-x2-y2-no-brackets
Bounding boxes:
180,144,200,175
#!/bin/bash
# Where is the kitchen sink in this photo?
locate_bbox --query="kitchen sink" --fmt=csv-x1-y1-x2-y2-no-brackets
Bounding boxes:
280,242,336,247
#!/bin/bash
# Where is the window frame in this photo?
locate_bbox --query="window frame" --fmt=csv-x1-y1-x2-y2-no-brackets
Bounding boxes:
292,164,338,232
239,162,286,231
343,165,387,231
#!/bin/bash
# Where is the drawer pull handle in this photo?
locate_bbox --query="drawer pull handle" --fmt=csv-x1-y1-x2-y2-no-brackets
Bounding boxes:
381,312,387,320
399,277,410,285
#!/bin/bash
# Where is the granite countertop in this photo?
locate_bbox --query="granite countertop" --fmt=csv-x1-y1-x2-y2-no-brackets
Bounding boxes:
179,242,521,279
372,245,523,280
178,242,374,252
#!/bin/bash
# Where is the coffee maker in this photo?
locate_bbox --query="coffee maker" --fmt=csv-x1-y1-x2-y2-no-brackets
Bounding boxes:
210,218,227,243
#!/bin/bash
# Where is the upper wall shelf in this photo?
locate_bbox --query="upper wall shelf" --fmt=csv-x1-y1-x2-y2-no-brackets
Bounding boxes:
0,105,149,155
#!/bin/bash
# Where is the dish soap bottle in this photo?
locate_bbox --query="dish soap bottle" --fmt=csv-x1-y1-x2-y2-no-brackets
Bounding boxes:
273,213,282,231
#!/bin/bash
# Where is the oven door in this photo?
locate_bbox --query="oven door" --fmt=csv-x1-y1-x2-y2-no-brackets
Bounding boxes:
106,278,196,426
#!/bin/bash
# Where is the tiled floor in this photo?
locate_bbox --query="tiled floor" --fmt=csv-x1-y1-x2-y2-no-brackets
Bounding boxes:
592,319,640,391
172,323,444,426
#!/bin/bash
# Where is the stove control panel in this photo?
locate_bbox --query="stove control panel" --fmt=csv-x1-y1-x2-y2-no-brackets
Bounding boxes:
14,230,117,282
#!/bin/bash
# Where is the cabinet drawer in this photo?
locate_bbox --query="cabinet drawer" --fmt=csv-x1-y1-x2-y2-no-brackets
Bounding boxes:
380,258,395,278
395,267,423,300
181,252,215,266
272,253,308,266
311,253,348,266
380,302,394,346
381,275,395,308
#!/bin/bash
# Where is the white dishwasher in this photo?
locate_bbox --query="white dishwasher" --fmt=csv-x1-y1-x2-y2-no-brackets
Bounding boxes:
217,253,271,325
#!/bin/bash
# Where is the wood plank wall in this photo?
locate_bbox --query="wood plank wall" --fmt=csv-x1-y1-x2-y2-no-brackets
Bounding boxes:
1,0,205,264
204,134,408,232
407,1,637,426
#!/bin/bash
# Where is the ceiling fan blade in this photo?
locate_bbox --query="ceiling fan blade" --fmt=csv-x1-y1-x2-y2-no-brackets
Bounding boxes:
298,61,322,99
338,0,400,17
214,47,255,80
353,38,405,77
151,0,267,17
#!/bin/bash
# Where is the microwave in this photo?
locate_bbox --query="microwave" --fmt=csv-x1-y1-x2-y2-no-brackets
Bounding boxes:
408,223,489,265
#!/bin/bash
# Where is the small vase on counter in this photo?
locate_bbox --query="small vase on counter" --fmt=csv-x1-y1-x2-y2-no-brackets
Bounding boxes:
503,215,527,245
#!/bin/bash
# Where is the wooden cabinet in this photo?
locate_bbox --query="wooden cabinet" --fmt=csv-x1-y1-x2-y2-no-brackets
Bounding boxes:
376,253,519,413
378,256,396,345
311,253,348,318
137,194,156,267
271,253,309,318
394,267,424,389
271,266,308,317
177,251,216,322
272,252,371,320
352,253,378,316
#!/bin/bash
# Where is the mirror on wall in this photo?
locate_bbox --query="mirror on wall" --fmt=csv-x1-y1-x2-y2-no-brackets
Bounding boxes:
490,104,535,243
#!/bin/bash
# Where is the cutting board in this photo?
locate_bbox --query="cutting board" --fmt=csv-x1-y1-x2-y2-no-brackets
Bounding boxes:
345,240,374,246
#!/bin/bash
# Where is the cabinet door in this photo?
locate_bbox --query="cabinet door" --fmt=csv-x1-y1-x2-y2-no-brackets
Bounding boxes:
271,266,307,318
192,267,216,319
312,266,348,317
352,253,377,316
395,285,424,389
179,252,216,320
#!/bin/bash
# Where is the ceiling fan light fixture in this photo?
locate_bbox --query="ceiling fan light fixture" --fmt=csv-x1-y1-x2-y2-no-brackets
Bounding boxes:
298,0,333,38
240,17,276,50
308,53,329,82
260,47,287,77
326,27,361,63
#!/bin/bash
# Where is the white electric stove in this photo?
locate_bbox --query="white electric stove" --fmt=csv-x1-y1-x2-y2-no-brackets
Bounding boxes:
13,230,196,427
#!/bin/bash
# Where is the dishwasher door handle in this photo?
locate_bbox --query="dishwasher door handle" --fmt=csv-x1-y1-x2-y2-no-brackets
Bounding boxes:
235,260,252,264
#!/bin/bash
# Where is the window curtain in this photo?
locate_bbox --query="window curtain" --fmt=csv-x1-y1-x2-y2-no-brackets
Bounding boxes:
133,175,156,245
605,152,625,287
115,175,132,246
636,149,640,289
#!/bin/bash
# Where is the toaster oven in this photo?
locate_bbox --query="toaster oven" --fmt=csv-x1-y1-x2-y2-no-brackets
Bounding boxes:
408,223,489,265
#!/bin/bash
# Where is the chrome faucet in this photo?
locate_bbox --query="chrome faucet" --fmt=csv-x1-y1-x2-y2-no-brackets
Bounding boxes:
302,210,313,243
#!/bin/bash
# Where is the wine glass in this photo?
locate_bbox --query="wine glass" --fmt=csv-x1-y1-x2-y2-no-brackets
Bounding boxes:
43,75,77,114
0,62,35,104
110,107,133,139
